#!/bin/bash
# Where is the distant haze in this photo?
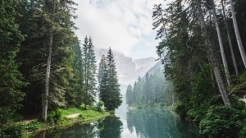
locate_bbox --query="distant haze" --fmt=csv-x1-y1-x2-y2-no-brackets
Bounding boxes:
95,48,157,88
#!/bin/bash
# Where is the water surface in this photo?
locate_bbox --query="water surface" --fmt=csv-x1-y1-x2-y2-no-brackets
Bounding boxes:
34,108,200,138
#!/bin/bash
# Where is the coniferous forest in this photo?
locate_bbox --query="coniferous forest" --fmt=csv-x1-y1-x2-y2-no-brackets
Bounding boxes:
0,0,121,136
2,0,246,137
150,0,246,137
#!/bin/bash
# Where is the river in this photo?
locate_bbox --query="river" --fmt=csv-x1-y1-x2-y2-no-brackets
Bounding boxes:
33,99,201,138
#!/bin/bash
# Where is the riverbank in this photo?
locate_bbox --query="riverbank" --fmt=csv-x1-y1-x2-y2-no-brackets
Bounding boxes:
1,108,111,138
25,109,110,137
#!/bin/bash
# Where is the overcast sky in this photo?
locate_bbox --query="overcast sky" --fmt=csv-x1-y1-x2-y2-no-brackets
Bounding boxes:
73,0,164,59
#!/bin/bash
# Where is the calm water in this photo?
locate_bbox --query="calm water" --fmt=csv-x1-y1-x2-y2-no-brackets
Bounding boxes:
34,108,201,138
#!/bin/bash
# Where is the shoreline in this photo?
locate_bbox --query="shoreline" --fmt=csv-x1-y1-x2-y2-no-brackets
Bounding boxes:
20,111,111,138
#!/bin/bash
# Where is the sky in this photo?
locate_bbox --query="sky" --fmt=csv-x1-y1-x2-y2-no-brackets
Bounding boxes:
73,0,164,59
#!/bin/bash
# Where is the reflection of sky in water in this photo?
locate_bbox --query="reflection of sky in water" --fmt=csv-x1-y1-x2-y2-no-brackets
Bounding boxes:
115,88,139,138
34,88,201,138
115,87,201,138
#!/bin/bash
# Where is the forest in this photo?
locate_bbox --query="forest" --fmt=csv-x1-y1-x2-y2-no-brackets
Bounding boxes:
126,62,173,108
151,0,246,137
0,0,122,137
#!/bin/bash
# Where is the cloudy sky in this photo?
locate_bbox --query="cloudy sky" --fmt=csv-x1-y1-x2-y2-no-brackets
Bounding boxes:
73,0,164,59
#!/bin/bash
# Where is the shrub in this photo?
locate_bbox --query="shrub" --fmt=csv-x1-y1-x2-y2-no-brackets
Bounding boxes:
22,120,41,132
0,124,23,138
199,106,243,138
175,102,188,119
96,100,104,112
109,110,115,114
47,109,62,124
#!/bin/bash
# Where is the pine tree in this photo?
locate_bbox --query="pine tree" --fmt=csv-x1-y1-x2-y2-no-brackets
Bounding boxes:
126,84,133,106
98,55,106,86
98,54,109,109
0,0,26,125
98,48,122,111
106,48,122,110
82,36,97,109
65,41,84,107
17,0,77,121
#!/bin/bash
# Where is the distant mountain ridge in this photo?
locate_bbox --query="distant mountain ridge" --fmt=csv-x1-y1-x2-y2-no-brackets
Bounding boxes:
95,48,157,86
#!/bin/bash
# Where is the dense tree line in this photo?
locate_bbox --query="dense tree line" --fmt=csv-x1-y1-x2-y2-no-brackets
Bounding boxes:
152,0,246,137
126,62,173,107
0,0,122,130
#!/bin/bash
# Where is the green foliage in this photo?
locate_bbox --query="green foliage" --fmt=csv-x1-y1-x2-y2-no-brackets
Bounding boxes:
96,100,105,112
98,48,122,111
228,70,246,94
78,110,104,119
21,120,42,132
175,102,188,120
0,124,23,138
152,0,246,137
109,110,115,114
0,0,26,125
199,106,245,138
48,109,62,124
126,63,172,108
82,36,97,108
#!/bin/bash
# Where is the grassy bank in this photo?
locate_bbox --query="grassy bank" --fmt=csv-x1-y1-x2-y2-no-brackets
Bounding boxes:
0,108,111,138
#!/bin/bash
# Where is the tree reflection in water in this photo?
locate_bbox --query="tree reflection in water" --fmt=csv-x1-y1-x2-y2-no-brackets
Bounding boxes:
99,116,123,138
126,109,201,138
34,115,123,138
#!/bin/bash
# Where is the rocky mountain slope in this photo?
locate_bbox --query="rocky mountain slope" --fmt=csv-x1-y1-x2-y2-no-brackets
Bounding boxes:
95,48,157,86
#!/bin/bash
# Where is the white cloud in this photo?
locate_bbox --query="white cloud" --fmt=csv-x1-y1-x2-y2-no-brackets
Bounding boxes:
73,0,165,58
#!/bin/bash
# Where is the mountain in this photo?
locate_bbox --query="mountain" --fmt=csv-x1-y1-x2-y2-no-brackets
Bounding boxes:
95,48,157,86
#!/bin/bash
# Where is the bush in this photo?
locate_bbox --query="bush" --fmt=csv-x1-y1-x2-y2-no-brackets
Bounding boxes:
0,125,23,138
199,106,243,138
109,110,115,114
175,102,188,119
47,109,62,124
96,100,104,112
22,120,41,132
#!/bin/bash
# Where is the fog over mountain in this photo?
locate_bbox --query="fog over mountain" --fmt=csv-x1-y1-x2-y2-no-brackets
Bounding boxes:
95,48,157,88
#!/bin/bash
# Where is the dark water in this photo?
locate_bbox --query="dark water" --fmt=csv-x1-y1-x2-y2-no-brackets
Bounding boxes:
34,108,201,138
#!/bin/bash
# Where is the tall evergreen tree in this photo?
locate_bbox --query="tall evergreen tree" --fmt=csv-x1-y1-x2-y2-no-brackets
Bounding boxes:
106,48,122,110
82,36,97,109
0,0,26,125
98,54,107,89
98,48,122,111
65,41,84,107
126,84,133,106
17,0,77,121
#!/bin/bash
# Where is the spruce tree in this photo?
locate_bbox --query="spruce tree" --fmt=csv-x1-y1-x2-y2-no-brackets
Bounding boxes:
82,36,97,109
98,55,109,109
0,0,26,125
126,84,133,106
65,41,84,107
106,48,122,110
17,0,77,121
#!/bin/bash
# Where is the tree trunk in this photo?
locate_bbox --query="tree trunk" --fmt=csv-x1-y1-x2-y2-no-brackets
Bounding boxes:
42,32,53,122
211,0,231,85
221,0,239,76
171,93,175,108
197,0,231,107
229,0,246,68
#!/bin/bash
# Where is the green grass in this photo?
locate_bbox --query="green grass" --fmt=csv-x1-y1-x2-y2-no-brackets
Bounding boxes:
22,108,109,135
58,107,83,117
79,110,104,119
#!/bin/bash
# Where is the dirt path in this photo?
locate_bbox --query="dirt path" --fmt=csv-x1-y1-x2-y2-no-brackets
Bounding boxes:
66,113,80,118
